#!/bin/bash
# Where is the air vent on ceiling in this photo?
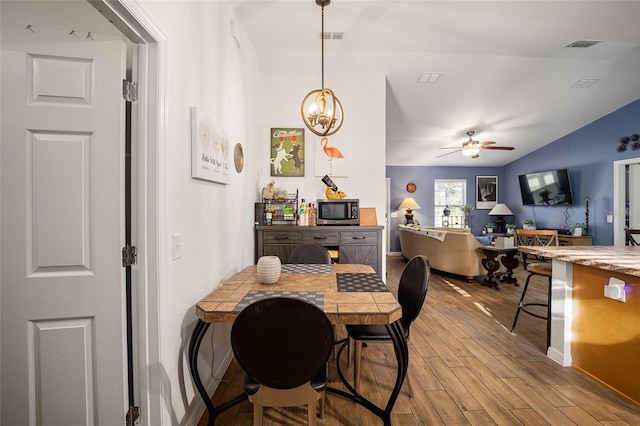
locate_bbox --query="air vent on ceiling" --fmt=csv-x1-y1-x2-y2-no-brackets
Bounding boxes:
565,40,601,48
321,32,344,40
571,79,600,88
417,72,442,83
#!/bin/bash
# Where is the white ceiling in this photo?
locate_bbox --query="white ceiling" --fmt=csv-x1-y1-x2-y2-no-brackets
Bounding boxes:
233,0,640,166
4,1,638,167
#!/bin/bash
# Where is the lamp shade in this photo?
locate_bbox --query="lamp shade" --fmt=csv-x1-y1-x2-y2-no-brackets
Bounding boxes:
399,197,420,211
488,203,513,216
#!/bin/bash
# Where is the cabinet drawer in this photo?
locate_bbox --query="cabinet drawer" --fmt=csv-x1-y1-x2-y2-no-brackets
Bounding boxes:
301,231,339,245
340,231,378,245
263,231,301,244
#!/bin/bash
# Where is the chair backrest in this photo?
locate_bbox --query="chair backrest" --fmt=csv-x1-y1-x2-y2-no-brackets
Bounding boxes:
515,229,558,269
515,229,559,247
625,229,640,246
287,243,332,264
230,297,334,390
397,255,430,334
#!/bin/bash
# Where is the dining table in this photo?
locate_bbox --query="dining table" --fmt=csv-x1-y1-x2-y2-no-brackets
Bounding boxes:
189,263,405,426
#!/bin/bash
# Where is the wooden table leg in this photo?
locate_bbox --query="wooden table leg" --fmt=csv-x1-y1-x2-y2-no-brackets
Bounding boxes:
500,249,519,286
481,249,501,290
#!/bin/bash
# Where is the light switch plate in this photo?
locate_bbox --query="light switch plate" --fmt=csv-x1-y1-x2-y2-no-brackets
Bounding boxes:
172,234,182,260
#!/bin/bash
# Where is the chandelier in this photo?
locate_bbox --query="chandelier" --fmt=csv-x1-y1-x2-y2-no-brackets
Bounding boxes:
301,0,344,137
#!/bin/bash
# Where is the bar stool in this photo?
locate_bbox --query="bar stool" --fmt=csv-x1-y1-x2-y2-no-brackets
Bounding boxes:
511,229,558,349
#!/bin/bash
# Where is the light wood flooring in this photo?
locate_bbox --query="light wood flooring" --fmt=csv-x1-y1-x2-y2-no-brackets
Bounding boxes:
199,256,640,425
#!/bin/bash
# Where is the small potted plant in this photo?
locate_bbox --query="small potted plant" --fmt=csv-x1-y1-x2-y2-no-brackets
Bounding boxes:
505,224,517,235
571,222,587,236
522,219,535,230
462,205,473,216
485,222,496,233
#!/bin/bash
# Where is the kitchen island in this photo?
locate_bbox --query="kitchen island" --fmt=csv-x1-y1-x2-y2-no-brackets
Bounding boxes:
518,245,640,407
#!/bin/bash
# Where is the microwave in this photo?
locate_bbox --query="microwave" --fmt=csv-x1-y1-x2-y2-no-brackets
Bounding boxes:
316,199,359,225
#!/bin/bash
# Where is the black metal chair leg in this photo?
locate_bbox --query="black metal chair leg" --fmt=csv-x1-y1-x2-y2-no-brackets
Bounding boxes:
511,274,532,332
546,277,552,349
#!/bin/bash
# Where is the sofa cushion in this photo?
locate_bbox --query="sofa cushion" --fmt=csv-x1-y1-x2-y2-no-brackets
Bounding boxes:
475,236,493,246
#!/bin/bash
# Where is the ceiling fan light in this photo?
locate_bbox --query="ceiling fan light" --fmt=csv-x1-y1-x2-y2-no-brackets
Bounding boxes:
461,141,480,157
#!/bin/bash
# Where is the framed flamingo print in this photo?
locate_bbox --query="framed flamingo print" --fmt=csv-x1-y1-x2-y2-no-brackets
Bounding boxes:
270,128,305,177
314,132,349,177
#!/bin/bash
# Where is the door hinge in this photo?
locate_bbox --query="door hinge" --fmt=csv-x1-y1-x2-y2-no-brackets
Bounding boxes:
122,79,138,102
126,405,140,426
122,245,138,267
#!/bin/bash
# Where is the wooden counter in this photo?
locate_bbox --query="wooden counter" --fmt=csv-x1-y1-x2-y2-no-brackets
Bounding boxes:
518,245,640,407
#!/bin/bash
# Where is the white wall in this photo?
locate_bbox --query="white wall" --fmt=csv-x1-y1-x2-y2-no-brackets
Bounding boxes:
136,2,386,424
259,72,387,245
136,1,261,423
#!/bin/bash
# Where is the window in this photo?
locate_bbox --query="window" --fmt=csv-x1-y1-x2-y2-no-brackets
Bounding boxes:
434,179,467,227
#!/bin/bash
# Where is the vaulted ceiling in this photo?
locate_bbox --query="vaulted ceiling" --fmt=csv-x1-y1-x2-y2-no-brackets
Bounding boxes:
5,1,638,168
234,0,640,167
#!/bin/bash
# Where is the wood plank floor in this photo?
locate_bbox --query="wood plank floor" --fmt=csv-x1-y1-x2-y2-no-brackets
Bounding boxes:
199,256,640,425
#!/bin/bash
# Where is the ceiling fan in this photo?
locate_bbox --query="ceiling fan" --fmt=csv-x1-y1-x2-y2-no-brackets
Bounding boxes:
437,131,514,159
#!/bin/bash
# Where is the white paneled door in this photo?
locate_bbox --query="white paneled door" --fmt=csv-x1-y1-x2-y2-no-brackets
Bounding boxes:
1,28,127,424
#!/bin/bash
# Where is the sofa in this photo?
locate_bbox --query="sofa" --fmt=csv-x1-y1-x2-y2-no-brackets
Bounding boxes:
398,225,489,282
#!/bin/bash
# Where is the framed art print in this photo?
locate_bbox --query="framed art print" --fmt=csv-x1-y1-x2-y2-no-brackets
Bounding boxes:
476,176,497,209
270,128,304,177
191,106,230,184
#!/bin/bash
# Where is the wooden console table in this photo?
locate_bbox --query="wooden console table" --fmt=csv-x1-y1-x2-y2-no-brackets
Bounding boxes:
256,225,383,274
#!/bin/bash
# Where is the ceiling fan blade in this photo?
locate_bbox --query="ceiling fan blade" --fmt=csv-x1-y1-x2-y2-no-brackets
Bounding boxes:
436,149,462,158
480,146,514,150
439,146,462,150
480,141,496,146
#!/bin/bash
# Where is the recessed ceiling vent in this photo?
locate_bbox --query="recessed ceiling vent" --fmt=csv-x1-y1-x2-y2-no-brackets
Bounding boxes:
418,72,442,83
565,40,601,48
571,79,600,88
321,32,344,40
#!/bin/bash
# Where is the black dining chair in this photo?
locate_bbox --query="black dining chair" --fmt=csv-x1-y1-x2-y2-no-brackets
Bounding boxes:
625,229,640,246
346,255,430,393
287,243,332,264
230,297,334,426
511,229,558,349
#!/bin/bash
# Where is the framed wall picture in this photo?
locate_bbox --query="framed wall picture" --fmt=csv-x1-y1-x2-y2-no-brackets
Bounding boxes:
191,106,230,184
270,128,304,177
476,176,497,209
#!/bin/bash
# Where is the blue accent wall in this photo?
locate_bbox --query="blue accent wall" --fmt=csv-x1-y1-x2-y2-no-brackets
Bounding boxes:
387,99,640,251
386,166,504,252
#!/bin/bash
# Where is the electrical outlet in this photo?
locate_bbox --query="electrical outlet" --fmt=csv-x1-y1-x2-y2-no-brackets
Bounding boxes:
172,234,182,260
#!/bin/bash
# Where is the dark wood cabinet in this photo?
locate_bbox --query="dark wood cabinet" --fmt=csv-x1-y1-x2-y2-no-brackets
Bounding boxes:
256,225,383,274
558,235,592,246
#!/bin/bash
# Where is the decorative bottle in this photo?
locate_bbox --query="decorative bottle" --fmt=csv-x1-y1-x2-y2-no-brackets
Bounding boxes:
309,203,317,226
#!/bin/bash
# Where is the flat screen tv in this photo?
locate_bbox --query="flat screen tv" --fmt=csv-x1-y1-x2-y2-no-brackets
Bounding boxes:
518,169,574,206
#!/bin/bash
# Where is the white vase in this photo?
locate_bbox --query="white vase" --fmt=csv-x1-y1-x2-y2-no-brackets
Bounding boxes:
257,256,281,284
573,227,583,237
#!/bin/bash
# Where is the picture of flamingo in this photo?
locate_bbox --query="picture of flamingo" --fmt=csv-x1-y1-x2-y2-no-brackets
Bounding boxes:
320,136,345,175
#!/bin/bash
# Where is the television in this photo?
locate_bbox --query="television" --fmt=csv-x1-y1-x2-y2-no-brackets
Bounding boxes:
518,169,574,206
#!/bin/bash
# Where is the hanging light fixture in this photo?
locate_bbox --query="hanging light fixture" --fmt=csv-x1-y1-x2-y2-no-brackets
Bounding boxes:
301,0,344,137
462,141,480,157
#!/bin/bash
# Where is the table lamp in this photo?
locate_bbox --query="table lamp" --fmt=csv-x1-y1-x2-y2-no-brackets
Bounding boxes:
488,203,513,234
399,197,420,224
